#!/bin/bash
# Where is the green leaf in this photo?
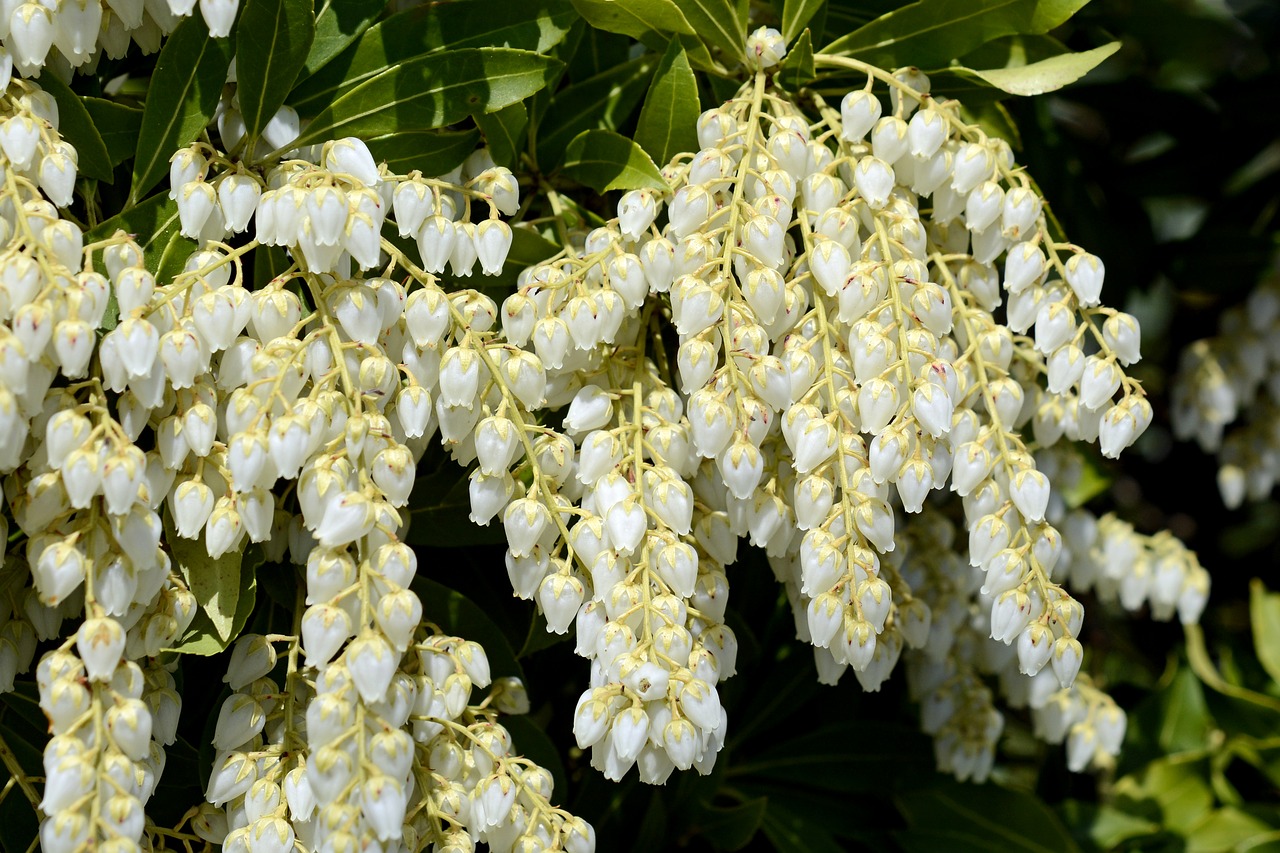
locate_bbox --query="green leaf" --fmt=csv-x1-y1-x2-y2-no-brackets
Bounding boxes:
954,41,1119,96
87,193,195,278
404,452,507,547
1159,667,1215,754
290,0,576,115
732,722,932,793
504,716,568,801
1250,579,1280,685
673,0,747,63
538,55,656,167
410,576,523,681
300,0,386,81
561,129,666,193
762,811,848,853
366,128,483,176
166,516,265,655
693,798,768,850
1114,757,1216,835
130,15,234,203
781,0,825,43
776,28,815,92
897,783,1082,853
1059,800,1161,850
252,244,293,289
635,39,699,167
475,102,529,169
236,0,316,144
83,98,143,170
821,0,1092,68
292,48,561,149
36,73,113,183
1186,808,1279,853
569,0,697,41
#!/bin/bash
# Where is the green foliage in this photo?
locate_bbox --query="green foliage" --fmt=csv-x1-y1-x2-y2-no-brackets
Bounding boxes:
236,0,316,144
634,40,700,166
561,128,667,191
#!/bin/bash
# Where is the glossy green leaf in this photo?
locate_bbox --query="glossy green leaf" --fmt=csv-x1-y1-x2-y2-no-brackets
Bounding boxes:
87,193,194,278
83,98,143,170
475,102,528,169
252,244,293,289
411,576,523,681
781,0,825,43
776,28,815,91
956,41,1119,96
561,129,666,192
693,797,768,850
674,0,747,63
567,25,631,79
290,0,576,115
898,783,1082,853
1250,579,1280,685
167,514,265,654
366,128,483,176
821,0,1092,68
635,39,699,167
569,0,697,41
300,0,386,81
539,55,656,167
130,15,234,202
36,73,113,182
292,48,561,149
236,0,315,143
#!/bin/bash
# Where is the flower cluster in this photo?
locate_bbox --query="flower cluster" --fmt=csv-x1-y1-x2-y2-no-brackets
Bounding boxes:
454,30,1186,783
1,0,238,83
1172,267,1280,508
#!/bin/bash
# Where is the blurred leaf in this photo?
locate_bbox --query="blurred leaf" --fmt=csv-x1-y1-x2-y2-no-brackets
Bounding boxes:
776,28,815,91
954,41,1120,96
290,0,575,115
781,0,825,44
538,55,655,167
293,48,562,148
821,0,1091,68
1059,800,1161,850
411,576,523,681
36,73,113,182
365,128,483,175
897,783,1082,853
635,39,699,167
1186,808,1278,853
131,15,234,202
236,0,316,144
476,102,528,169
168,524,265,655
692,797,768,850
1250,579,1280,686
762,812,848,853
82,98,143,170
1159,667,1215,754
732,722,932,793
1114,757,1216,835
561,129,666,192
300,0,386,81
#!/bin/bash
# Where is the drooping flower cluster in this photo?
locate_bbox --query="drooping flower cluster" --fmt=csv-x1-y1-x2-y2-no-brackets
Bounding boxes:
0,0,238,83
1172,266,1280,508
443,30,1195,784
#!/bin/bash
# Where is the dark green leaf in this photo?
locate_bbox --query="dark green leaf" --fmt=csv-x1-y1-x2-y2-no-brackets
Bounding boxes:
732,722,932,793
236,0,316,144
152,228,201,290
167,526,265,655
1159,667,1215,754
1059,800,1161,850
762,811,848,853
290,0,576,115
781,0,825,43
405,456,507,547
300,0,386,81
692,797,768,850
505,716,568,801
569,0,697,41
36,73,113,182
1251,579,1280,685
475,102,528,169
567,25,632,79
897,783,1082,853
539,55,656,167
83,98,143,170
561,129,667,193
635,39,699,167
87,194,196,302
411,576,523,681
252,244,294,289
292,48,561,149
674,0,748,65
517,611,572,658
776,28,815,92
820,0,1091,69
366,128,483,176
0,689,44,852
131,15,234,202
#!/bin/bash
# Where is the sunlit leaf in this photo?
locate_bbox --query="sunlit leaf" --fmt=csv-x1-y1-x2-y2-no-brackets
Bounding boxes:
561,129,667,192
635,39,699,167
236,0,316,144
